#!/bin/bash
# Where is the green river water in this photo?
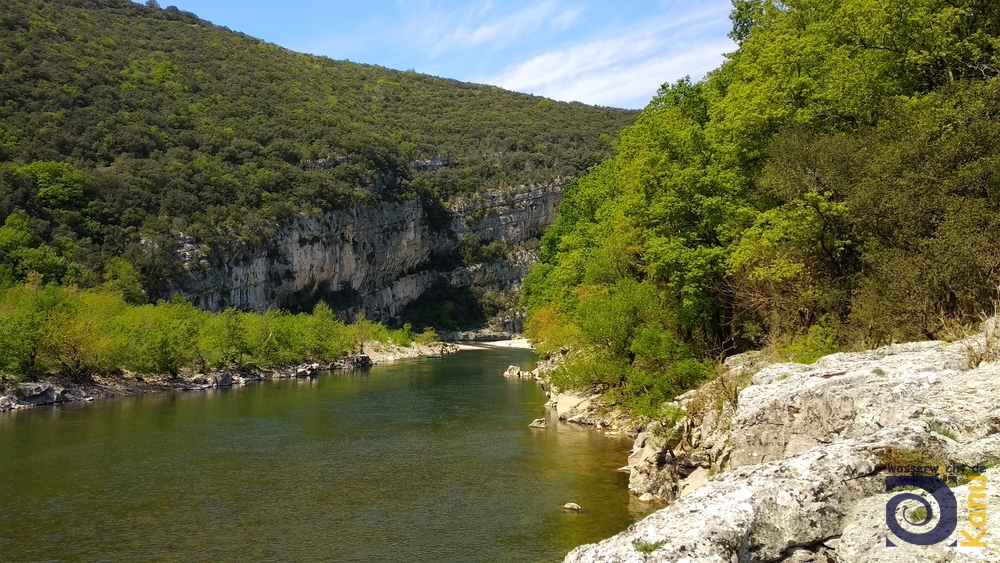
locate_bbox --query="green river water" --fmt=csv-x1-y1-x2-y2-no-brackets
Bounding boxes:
0,348,656,561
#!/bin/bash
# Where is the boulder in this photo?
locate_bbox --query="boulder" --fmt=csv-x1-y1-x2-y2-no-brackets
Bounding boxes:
554,391,601,421
729,340,999,468
16,383,60,406
503,365,528,378
331,355,372,370
627,430,680,502
529,418,547,428
58,388,89,402
184,375,213,390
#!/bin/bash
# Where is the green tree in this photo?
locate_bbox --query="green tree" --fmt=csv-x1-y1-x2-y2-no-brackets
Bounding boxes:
16,162,91,211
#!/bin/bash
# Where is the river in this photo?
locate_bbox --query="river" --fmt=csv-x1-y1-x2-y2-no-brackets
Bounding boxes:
0,348,656,561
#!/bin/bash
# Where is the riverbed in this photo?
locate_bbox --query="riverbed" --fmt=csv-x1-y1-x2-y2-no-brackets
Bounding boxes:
0,348,654,561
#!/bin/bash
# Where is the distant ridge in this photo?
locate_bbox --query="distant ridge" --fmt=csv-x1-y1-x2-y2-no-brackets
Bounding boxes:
0,0,636,290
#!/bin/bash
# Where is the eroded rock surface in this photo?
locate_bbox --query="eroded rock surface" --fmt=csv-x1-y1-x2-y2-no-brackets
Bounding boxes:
567,324,1000,561
169,183,563,321
729,340,998,469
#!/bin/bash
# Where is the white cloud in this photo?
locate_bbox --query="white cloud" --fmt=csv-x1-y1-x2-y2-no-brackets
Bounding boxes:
403,0,584,55
483,5,735,107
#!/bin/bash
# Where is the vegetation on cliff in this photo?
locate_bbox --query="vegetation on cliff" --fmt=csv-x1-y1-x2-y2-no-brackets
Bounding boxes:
0,0,635,295
524,0,1000,417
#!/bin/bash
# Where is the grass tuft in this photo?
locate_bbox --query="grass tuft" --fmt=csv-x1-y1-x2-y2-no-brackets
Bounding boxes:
634,540,667,554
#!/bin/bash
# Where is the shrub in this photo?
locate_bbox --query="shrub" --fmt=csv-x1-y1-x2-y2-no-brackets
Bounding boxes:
389,323,413,347
414,326,439,346
775,321,838,365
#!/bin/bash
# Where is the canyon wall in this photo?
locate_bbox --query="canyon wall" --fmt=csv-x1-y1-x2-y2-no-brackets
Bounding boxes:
167,183,563,321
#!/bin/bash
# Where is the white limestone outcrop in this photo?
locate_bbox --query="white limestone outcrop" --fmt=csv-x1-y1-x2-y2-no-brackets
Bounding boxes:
167,183,563,320
567,324,1000,562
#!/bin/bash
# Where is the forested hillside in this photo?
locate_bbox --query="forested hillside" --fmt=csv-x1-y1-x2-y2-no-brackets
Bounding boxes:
523,0,1000,417
0,0,635,292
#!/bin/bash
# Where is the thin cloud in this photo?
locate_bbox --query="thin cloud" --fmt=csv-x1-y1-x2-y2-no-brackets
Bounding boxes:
484,5,734,107
534,42,734,107
404,1,584,55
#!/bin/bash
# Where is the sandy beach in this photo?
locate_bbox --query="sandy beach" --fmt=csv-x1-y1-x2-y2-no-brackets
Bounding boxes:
454,338,533,351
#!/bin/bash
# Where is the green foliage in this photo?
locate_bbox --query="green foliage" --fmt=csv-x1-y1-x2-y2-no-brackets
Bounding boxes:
459,235,512,267
0,209,72,283
930,422,958,441
525,0,1000,419
102,258,146,304
17,162,90,211
0,0,635,294
401,284,488,331
388,323,412,347
414,326,439,346
0,282,377,380
634,540,668,554
878,446,948,473
775,321,839,365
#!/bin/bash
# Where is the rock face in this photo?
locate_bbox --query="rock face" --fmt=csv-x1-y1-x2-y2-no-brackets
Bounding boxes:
167,183,563,321
566,324,1000,562
728,340,994,469
16,383,60,406
837,465,1000,562
627,429,682,503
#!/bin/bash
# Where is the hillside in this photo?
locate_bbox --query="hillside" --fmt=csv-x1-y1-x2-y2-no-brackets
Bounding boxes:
523,0,1000,418
0,0,636,294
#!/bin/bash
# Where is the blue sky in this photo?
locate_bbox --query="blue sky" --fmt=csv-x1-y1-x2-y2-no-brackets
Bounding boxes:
160,1,736,109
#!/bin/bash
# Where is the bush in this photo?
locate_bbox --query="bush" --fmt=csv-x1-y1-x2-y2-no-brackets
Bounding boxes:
775,321,839,365
0,283,385,378
389,323,413,347
414,326,439,346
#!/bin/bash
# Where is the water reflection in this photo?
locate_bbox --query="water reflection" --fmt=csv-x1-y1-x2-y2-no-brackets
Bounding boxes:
0,349,654,561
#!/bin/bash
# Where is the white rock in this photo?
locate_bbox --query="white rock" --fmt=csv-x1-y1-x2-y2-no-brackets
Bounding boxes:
503,365,528,378
569,323,1000,562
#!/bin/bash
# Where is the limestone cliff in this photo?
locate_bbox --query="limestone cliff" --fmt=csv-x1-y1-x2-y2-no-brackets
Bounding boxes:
566,322,1000,562
166,183,563,321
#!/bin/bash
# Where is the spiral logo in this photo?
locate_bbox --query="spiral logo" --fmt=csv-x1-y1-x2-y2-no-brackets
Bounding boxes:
885,476,958,546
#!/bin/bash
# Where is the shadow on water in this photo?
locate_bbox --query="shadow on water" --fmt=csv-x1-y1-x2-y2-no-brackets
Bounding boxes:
0,349,657,562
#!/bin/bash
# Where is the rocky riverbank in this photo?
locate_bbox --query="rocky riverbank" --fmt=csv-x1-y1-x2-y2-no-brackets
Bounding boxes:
0,340,459,413
563,321,1000,562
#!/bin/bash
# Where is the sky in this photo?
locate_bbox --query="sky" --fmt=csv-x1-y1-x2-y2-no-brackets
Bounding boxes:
159,1,737,109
